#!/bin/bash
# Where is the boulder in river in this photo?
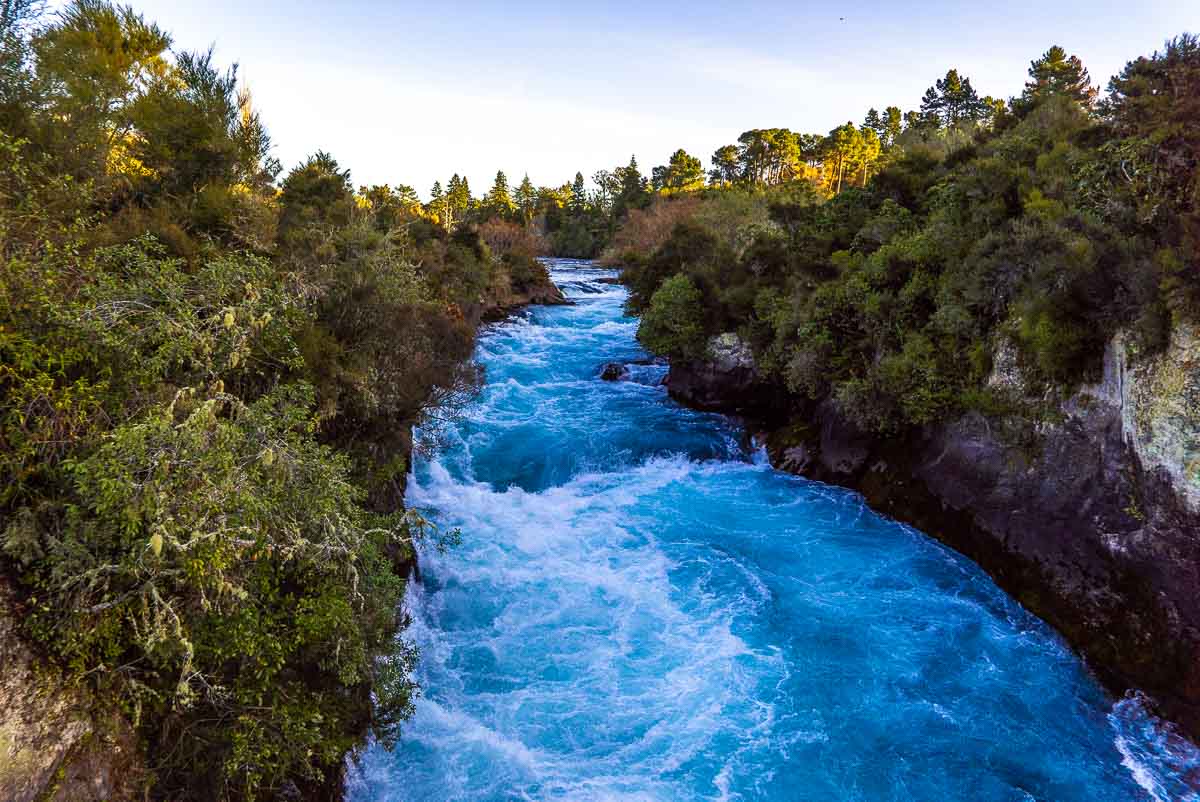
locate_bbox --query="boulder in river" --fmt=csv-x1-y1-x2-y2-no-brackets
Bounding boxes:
599,362,629,381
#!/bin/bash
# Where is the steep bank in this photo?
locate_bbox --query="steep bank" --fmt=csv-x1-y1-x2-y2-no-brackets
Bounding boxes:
352,260,1198,800
478,264,569,322
0,262,566,802
667,328,1200,740
0,582,143,802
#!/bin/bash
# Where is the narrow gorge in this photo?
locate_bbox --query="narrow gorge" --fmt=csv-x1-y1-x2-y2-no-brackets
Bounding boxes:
348,261,1199,801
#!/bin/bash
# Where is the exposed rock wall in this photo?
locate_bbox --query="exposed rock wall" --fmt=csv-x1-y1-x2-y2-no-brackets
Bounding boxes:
0,582,143,802
667,333,788,415
668,327,1200,739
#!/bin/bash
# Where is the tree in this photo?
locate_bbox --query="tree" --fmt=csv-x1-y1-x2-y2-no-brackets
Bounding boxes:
429,179,446,225
515,173,536,223
857,126,882,186
864,108,884,138
31,2,171,173
277,150,354,247
569,171,588,215
592,168,618,212
613,155,649,218
446,173,471,228
823,122,864,194
1103,34,1200,318
736,128,803,185
652,148,705,192
882,106,903,149
920,68,988,126
980,95,1009,128
710,144,739,185
1016,45,1096,114
0,0,40,132
637,273,706,359
482,169,515,220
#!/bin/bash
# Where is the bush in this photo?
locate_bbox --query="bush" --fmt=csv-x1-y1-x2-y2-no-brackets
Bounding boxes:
603,194,702,261
477,217,549,257
637,274,706,359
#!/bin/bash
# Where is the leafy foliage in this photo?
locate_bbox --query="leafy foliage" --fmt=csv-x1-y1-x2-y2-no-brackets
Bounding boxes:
619,39,1199,438
0,3,533,798
637,274,706,359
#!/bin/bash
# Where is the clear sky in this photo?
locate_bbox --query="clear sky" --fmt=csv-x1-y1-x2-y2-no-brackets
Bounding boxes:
55,1,1198,197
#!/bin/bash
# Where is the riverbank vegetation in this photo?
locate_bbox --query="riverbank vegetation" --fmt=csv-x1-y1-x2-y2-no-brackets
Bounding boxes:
0,1,553,798
3,0,1196,796
619,39,1199,436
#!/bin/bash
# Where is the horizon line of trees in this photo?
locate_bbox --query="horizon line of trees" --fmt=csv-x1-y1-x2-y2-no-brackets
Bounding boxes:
404,45,1099,256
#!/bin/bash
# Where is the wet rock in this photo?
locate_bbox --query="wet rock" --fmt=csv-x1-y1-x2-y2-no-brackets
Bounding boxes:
666,333,785,415
600,362,629,381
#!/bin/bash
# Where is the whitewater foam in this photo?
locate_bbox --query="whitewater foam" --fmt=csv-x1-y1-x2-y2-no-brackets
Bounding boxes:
349,259,1200,802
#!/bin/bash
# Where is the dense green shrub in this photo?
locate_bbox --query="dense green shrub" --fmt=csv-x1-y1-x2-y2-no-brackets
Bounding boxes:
618,37,1199,437
0,4,508,798
637,274,706,359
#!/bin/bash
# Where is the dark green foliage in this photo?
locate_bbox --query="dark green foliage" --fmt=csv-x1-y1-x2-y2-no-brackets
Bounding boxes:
551,217,598,258
621,38,1199,437
0,4,517,798
1014,45,1096,116
622,222,721,313
637,274,706,359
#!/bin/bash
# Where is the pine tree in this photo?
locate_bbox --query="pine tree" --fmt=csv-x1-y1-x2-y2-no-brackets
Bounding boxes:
824,122,864,194
864,108,884,138
653,148,704,191
1015,45,1096,114
569,171,587,215
857,126,881,186
613,156,648,217
920,69,988,126
515,173,536,223
882,106,903,148
484,169,515,219
445,173,470,228
710,144,739,185
429,180,446,227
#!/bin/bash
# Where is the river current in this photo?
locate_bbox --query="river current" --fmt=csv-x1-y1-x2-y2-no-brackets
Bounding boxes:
350,259,1199,801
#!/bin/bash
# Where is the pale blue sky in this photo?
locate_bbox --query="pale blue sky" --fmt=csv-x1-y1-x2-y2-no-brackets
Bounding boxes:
57,1,1198,196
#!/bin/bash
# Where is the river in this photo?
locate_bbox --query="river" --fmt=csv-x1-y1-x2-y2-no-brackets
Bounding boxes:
349,259,1199,801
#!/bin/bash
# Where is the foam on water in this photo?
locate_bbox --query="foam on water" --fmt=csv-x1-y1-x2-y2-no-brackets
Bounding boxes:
349,259,1200,801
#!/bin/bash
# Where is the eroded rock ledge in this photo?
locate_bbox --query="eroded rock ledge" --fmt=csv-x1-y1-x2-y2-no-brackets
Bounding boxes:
667,329,1200,740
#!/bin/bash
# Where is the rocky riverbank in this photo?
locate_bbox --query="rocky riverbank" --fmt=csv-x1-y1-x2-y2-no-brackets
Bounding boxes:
0,260,568,802
665,327,1200,741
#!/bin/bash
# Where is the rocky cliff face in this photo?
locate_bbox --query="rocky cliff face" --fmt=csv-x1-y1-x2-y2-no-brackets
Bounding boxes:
0,582,143,801
666,333,787,415
668,329,1200,739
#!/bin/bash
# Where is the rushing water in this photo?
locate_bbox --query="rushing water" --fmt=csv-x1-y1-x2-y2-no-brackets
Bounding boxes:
350,260,1200,801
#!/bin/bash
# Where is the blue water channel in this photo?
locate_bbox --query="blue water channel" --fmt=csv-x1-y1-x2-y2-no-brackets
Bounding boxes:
350,260,1200,801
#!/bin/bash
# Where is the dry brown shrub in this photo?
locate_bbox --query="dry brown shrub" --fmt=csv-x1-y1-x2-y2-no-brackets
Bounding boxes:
476,218,550,256
602,195,704,263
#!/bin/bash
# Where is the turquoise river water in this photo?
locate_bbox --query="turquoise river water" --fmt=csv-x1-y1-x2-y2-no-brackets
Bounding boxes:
349,260,1200,801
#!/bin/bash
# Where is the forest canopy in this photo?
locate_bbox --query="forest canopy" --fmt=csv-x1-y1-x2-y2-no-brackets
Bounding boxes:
0,1,547,798
617,37,1199,437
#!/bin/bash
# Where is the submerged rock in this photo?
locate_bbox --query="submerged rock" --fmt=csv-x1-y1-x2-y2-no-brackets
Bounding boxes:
599,362,629,381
